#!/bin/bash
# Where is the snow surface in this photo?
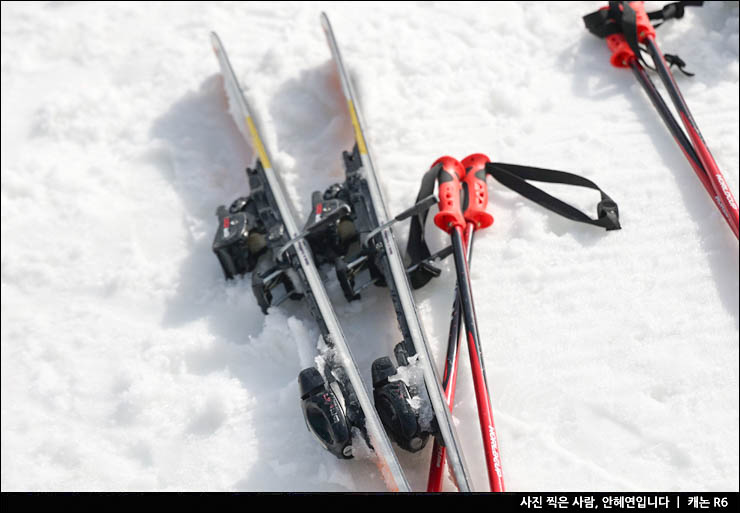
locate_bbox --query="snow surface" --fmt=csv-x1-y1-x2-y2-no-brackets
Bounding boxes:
1,1,738,492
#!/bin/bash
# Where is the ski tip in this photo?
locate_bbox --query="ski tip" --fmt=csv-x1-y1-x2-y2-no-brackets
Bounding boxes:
209,31,222,50
320,12,331,30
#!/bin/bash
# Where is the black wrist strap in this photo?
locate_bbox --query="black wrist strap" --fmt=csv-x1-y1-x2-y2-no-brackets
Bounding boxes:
485,162,621,231
405,161,621,289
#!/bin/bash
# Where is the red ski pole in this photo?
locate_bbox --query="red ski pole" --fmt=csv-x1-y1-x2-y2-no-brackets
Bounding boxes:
604,29,737,237
428,155,504,492
426,224,471,492
427,156,475,492
458,154,503,492
640,33,739,236
595,1,739,239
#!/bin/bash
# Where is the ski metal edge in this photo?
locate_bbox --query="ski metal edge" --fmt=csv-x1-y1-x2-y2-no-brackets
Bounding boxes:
209,31,411,493
318,14,474,492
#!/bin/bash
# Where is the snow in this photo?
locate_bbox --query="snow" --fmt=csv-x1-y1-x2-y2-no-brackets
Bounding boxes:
1,1,738,492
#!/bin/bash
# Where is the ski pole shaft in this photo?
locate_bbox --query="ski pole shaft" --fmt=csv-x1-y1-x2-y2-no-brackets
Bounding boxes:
630,60,705,183
441,223,474,407
643,35,739,238
602,16,739,239
451,225,504,492
628,59,738,235
459,153,503,492
427,222,473,492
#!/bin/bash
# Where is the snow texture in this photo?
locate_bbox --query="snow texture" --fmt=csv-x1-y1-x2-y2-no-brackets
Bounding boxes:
1,1,738,492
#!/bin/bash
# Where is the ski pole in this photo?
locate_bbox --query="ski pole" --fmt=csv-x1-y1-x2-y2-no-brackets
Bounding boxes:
458,153,503,492
585,1,739,239
427,154,496,492
629,59,738,235
642,34,739,238
431,156,504,492
425,227,471,492
629,1,738,238
605,29,737,235
426,183,473,492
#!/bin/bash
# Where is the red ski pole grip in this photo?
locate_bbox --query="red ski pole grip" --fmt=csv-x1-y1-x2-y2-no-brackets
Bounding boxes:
606,33,635,68
461,153,494,230
433,156,466,233
629,1,656,43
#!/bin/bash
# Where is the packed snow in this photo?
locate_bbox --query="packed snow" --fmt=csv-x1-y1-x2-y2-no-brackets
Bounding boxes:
1,1,738,492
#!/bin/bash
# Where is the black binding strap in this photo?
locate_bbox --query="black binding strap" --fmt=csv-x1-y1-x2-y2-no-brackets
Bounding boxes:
405,162,621,288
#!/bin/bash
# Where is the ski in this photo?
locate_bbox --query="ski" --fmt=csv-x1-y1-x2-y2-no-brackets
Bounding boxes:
209,32,411,492
317,13,474,492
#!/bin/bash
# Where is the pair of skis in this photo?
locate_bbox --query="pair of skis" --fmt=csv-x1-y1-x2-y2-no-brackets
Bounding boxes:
212,10,625,493
584,1,739,239
210,14,471,492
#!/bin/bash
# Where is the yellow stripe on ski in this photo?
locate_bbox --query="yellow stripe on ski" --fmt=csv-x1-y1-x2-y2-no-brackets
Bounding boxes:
246,116,271,168
347,100,367,155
